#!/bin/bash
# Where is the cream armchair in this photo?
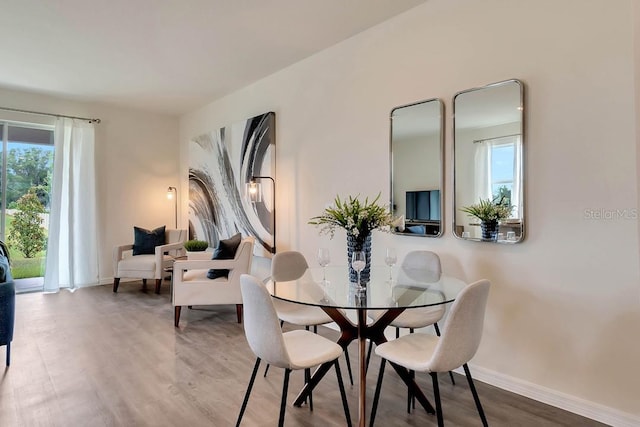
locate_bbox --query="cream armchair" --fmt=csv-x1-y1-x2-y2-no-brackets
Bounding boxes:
113,229,187,294
172,236,254,327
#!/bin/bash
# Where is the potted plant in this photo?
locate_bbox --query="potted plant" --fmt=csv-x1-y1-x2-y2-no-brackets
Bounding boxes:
460,197,513,241
184,239,210,259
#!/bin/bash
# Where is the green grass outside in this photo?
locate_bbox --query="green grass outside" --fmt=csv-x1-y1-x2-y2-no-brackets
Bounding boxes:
5,214,47,279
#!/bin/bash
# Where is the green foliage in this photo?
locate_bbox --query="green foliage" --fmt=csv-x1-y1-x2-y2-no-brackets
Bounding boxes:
184,239,209,251
308,193,393,243
8,188,47,258
6,147,53,208
10,256,45,279
461,196,513,222
493,185,512,205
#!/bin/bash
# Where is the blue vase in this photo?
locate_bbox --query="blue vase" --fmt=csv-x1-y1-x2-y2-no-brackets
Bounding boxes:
480,220,499,241
347,233,372,286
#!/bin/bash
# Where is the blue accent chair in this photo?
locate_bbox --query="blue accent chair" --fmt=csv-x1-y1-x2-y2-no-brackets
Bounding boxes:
0,241,14,366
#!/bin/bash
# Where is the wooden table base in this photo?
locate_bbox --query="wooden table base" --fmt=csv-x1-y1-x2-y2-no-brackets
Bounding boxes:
293,307,435,426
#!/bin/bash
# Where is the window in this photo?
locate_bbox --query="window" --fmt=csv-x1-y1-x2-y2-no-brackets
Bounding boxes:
474,134,522,219
490,141,515,204
0,121,54,291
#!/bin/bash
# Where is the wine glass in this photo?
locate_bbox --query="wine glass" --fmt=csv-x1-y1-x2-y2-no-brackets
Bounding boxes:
317,248,330,284
385,248,397,281
351,251,366,291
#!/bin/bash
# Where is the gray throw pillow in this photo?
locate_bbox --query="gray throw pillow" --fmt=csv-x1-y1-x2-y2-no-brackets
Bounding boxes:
207,233,242,279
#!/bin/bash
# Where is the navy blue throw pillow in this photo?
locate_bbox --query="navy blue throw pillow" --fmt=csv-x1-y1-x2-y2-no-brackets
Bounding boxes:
133,226,166,255
207,233,242,279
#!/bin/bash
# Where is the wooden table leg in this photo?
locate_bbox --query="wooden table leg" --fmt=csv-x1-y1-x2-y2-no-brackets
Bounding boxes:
293,307,357,407
292,305,435,419
357,308,367,427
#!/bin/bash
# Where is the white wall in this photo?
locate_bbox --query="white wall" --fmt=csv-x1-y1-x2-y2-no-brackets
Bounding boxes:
0,87,180,282
180,0,640,424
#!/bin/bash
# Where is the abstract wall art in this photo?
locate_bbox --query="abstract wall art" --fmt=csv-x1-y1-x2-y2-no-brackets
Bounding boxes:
188,112,275,257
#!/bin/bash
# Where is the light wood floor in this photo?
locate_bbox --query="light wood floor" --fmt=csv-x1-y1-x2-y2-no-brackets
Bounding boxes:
1,281,608,427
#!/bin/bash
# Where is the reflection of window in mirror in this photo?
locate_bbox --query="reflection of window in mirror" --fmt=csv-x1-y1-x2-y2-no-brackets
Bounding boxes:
473,134,522,219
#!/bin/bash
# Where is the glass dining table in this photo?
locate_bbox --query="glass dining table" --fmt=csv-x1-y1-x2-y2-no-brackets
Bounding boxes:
265,265,466,427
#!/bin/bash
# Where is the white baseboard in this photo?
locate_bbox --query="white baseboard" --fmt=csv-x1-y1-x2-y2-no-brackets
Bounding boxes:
465,364,640,427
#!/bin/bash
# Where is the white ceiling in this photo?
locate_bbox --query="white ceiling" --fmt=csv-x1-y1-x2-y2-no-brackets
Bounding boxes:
0,0,426,116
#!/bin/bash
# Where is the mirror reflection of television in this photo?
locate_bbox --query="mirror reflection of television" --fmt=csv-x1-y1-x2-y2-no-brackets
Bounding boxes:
406,190,440,221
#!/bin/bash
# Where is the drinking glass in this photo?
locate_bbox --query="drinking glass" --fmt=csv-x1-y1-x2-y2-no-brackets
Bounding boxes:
385,248,397,281
317,248,330,284
351,251,366,290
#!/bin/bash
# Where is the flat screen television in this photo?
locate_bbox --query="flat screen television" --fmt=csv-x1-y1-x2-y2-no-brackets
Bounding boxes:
406,190,440,221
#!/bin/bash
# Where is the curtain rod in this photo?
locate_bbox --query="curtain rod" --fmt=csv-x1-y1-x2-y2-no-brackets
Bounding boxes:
473,133,521,143
0,106,101,124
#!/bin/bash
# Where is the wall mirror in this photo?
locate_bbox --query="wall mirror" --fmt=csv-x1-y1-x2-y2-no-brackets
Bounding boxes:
390,98,444,237
453,79,525,243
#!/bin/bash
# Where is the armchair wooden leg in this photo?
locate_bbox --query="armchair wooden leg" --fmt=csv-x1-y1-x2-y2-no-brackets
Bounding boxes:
5,342,10,366
142,279,148,292
174,306,182,327
113,278,120,293
155,279,162,294
236,304,243,323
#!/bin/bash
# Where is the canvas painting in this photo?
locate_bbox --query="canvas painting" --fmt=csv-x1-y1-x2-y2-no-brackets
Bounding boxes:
188,112,275,257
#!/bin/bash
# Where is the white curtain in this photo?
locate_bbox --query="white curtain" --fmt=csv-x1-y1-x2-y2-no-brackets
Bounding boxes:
511,136,523,219
44,118,99,292
473,141,492,201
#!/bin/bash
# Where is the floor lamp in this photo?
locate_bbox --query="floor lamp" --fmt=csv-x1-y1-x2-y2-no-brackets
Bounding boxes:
167,186,177,229
246,176,275,253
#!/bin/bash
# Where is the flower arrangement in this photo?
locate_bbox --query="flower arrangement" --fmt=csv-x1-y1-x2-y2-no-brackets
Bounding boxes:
308,193,393,241
460,196,513,223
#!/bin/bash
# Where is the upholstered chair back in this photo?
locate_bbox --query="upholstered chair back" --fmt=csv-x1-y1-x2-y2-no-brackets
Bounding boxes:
240,274,292,369
270,251,309,282
428,279,491,373
400,250,442,283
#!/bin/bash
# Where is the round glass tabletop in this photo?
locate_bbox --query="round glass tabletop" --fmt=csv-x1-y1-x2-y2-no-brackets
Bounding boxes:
267,265,466,310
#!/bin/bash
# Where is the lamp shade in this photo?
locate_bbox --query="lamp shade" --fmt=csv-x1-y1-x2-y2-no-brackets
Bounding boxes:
246,181,262,203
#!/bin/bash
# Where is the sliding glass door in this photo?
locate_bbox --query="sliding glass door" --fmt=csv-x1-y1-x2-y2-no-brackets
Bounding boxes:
0,122,54,292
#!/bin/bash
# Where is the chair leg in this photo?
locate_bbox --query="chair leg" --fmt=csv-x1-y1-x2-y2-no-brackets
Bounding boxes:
174,306,182,327
142,279,148,291
236,304,243,323
112,278,120,293
344,347,354,386
5,342,10,366
279,369,291,427
365,340,373,373
334,360,352,427
236,358,261,427
463,363,488,427
407,370,415,413
369,358,386,427
431,372,444,427
305,368,313,411
155,279,162,294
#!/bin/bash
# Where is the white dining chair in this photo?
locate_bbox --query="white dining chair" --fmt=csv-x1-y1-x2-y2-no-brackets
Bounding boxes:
369,279,491,427
367,250,453,412
265,251,354,385
236,274,352,427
